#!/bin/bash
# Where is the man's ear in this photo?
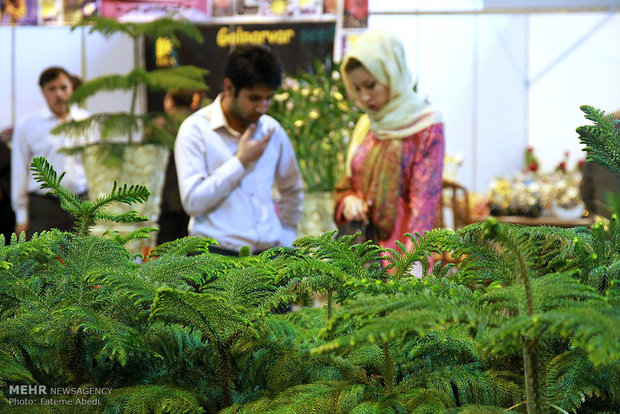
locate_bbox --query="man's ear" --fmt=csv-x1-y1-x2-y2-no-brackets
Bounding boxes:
223,78,235,97
190,92,202,111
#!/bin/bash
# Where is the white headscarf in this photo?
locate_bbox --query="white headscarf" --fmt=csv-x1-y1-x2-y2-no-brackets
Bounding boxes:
341,30,441,141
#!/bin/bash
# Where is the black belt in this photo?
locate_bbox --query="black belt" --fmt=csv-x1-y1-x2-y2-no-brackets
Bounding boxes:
29,192,88,199
207,245,241,257
207,245,266,257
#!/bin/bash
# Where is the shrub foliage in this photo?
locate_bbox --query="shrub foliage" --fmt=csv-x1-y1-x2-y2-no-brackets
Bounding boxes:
0,107,618,413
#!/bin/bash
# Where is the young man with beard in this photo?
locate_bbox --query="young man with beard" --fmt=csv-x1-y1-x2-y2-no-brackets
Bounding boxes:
174,45,303,255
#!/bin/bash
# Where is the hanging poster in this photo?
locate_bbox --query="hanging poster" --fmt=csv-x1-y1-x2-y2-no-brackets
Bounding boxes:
39,0,61,23
64,0,97,23
144,21,336,110
234,0,259,16
101,0,210,22
322,0,336,14
343,0,367,28
260,0,295,17
38,0,96,24
212,0,231,16
298,0,320,16
0,0,37,24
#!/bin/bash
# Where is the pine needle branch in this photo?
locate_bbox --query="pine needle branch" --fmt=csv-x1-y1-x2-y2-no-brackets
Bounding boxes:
383,230,446,279
577,105,620,176
67,66,208,104
73,15,204,45
29,156,150,236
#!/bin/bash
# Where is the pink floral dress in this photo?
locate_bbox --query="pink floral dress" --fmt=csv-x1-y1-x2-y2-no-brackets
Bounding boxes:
335,123,445,252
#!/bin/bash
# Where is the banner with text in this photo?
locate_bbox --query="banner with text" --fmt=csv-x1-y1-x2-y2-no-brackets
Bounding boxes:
144,21,335,110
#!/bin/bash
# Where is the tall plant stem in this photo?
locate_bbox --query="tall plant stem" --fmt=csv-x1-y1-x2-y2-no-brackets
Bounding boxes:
327,290,333,319
509,235,543,414
72,329,86,385
128,36,139,144
382,341,393,394
523,339,543,414
218,344,231,407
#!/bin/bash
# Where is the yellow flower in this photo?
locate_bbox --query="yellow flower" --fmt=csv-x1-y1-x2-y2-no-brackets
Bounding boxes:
337,101,349,111
294,120,304,128
301,88,311,97
312,88,321,97
273,92,290,102
309,109,320,119
331,91,344,101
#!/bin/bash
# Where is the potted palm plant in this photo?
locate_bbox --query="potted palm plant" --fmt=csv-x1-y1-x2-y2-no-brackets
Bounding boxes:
52,15,208,252
268,59,362,236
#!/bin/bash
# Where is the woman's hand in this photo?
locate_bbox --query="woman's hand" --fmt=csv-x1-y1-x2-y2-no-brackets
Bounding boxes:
342,195,369,224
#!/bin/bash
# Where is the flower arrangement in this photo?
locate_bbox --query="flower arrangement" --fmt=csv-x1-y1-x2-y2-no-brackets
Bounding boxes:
489,146,585,217
268,59,362,193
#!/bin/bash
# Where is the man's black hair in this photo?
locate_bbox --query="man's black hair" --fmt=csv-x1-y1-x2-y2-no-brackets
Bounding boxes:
38,67,71,88
167,89,195,108
225,45,283,96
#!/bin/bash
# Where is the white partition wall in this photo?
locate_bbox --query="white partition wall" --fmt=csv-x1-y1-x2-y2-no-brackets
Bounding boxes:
474,14,527,191
528,12,620,171
83,29,138,115
13,26,83,121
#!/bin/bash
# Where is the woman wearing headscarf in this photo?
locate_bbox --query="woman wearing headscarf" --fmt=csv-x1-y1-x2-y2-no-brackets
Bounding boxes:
334,30,444,252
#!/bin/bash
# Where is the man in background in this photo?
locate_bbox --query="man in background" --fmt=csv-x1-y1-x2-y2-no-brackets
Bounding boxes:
156,89,200,244
11,66,90,237
174,45,303,255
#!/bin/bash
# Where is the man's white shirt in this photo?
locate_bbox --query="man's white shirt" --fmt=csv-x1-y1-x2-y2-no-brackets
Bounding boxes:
11,105,91,225
174,94,303,253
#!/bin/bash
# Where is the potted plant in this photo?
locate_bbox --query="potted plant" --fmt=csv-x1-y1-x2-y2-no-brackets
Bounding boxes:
268,59,362,236
52,15,208,252
1,106,617,414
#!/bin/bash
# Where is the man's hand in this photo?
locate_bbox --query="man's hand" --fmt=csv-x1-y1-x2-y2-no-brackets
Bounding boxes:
342,195,369,224
15,222,28,237
235,123,274,168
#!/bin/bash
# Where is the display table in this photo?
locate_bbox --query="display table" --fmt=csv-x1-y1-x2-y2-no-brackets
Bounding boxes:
494,215,595,228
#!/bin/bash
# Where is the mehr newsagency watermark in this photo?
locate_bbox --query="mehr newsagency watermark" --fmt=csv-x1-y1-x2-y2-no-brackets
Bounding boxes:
6,384,112,407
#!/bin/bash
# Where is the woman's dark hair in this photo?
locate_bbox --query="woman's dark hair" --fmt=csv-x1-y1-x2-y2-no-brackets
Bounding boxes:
225,45,283,96
344,57,364,74
38,67,71,88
